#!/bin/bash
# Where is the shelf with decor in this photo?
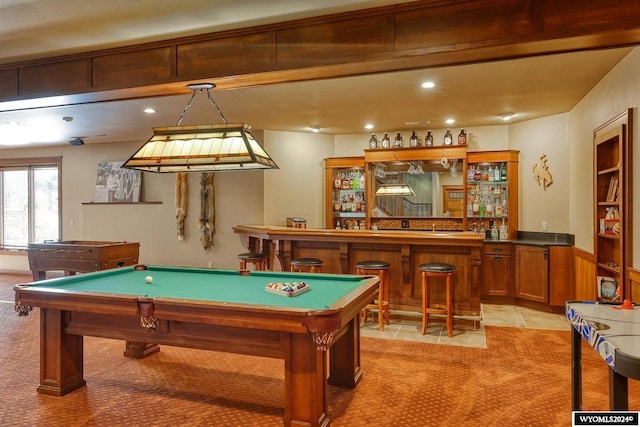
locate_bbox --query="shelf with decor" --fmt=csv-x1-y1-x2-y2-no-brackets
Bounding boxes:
593,110,632,302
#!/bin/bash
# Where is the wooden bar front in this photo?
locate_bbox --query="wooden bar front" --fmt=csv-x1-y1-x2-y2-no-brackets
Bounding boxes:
233,225,484,316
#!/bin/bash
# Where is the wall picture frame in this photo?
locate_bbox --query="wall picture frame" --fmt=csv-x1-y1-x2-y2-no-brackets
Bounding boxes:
93,161,141,203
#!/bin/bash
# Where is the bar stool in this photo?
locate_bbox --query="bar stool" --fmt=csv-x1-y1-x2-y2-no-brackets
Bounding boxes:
419,262,456,337
290,257,324,273
356,260,390,331
237,252,266,271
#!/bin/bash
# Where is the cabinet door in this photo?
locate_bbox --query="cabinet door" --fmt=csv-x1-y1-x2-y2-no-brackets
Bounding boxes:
482,254,512,297
514,245,548,303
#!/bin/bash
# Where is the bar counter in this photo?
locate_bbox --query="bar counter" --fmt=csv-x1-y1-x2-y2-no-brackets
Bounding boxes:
233,225,485,316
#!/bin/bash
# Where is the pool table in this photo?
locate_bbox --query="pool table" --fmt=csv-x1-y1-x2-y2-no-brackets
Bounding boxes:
14,265,379,427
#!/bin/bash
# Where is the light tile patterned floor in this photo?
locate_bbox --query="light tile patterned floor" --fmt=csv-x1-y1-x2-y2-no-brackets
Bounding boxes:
360,304,571,348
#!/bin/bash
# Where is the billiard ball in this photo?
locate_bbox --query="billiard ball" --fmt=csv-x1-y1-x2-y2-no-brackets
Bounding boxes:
144,275,153,284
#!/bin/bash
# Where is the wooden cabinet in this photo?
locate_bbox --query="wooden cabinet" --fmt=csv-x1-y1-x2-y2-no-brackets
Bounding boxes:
482,242,512,297
593,110,633,301
513,244,575,306
466,151,519,240
324,157,366,230
514,245,549,303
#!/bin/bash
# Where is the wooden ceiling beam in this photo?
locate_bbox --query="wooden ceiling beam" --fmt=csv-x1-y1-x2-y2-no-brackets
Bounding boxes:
1,0,640,112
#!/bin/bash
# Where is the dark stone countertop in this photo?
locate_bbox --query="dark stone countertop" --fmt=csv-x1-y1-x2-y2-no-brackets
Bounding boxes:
484,231,574,246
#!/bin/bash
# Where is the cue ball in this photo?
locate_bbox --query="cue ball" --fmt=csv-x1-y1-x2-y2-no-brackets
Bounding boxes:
144,275,153,284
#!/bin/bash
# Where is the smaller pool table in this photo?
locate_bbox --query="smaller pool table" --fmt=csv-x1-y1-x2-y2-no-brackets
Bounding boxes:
14,265,379,427
27,240,140,281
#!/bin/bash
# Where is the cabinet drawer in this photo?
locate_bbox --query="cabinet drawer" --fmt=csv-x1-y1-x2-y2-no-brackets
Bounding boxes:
483,243,511,255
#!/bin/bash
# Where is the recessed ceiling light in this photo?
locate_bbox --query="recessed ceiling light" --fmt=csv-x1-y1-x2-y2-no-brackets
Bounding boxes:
501,113,515,121
421,81,436,89
310,127,320,133
143,108,157,114
364,123,374,130
445,118,456,124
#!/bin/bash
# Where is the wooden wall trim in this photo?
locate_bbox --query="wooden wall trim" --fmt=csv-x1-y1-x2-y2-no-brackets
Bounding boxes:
2,0,640,110
574,247,596,301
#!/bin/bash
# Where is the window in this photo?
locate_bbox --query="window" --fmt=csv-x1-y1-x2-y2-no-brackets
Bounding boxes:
0,157,61,249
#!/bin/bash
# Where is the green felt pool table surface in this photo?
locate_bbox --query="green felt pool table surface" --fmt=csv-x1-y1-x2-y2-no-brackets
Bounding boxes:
22,265,372,310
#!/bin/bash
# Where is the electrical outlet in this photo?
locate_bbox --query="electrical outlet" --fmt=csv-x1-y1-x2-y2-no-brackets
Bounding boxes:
401,220,410,228
207,261,213,268
542,221,548,231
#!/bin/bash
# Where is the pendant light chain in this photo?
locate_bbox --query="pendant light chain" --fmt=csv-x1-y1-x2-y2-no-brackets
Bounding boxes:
175,86,228,126
176,91,197,126
206,90,228,125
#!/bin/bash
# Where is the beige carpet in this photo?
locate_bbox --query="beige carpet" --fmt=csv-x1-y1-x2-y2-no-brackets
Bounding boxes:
1,273,637,426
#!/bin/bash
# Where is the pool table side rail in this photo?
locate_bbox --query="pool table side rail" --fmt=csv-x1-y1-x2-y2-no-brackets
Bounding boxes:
14,270,379,336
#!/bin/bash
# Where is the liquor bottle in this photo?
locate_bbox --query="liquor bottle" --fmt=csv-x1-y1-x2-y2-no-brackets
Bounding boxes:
499,218,508,240
443,129,453,145
488,165,494,182
409,131,419,147
501,194,508,216
472,197,479,216
394,132,403,148
425,130,434,146
457,128,467,145
494,197,503,217
490,221,499,239
368,133,378,149
500,162,507,181
381,133,391,148
481,167,489,181
467,164,476,182
485,197,493,217
473,166,481,182
478,197,486,217
494,164,501,181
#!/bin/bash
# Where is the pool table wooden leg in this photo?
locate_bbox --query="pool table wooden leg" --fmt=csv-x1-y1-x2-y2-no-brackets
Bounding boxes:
123,341,160,358
37,308,86,396
328,316,362,387
284,333,330,427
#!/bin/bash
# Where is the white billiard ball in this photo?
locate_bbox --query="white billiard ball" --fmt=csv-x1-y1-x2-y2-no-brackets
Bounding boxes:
144,275,153,284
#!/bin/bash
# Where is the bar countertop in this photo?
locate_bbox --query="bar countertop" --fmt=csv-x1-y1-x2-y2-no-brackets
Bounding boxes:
233,224,486,246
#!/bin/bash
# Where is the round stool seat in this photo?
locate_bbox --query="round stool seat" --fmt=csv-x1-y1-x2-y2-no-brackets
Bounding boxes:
238,252,265,260
419,262,456,273
290,257,324,273
290,258,324,267
356,260,390,270
237,252,266,271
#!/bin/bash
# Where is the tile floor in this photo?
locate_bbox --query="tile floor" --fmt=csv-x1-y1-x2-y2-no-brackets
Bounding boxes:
360,304,572,348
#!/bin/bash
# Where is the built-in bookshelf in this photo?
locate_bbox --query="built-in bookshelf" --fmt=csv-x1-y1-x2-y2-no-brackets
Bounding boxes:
593,110,633,302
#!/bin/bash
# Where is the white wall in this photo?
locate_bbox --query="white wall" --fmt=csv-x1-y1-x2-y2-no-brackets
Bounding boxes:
263,130,335,228
569,47,640,265
510,113,570,233
0,140,263,272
